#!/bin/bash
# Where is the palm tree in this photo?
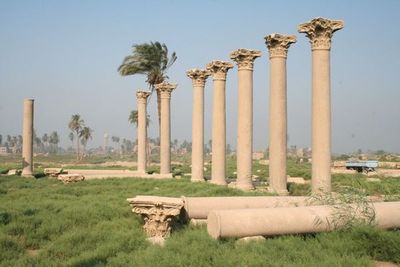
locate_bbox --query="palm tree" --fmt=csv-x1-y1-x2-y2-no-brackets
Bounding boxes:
68,114,85,160
80,126,93,158
128,110,138,127
118,41,177,132
68,132,74,147
42,133,49,152
49,131,59,154
129,110,150,128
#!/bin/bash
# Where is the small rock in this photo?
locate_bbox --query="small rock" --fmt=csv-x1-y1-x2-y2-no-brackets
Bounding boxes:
57,174,85,184
236,236,266,245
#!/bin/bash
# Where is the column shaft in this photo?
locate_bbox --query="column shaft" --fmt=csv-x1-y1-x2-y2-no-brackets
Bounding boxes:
298,17,344,194
236,69,253,189
211,79,226,185
192,85,204,181
137,98,148,173
160,96,171,174
269,57,288,194
22,99,34,177
312,50,331,192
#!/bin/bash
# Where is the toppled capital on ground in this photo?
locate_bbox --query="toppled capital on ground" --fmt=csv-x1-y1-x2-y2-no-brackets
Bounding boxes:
127,196,184,240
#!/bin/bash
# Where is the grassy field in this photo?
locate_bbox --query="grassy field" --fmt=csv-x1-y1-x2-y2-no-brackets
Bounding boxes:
1,174,400,266
1,154,400,266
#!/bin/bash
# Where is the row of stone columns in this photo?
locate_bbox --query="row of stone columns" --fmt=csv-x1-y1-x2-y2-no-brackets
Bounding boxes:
135,82,177,176
20,18,342,196
185,17,343,194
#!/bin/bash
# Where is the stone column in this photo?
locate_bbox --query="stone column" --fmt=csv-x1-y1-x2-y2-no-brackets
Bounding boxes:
206,61,233,185
207,201,400,239
136,91,151,174
299,18,344,193
155,82,177,175
22,98,34,177
230,49,261,190
265,34,296,195
186,69,210,182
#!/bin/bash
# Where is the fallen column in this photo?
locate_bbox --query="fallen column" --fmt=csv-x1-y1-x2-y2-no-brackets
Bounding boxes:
207,201,400,239
182,196,309,219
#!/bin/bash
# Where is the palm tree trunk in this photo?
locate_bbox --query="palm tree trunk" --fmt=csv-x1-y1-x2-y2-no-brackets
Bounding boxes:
156,90,161,137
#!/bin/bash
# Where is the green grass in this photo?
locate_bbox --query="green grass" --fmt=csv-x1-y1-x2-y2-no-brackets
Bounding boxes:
0,175,399,266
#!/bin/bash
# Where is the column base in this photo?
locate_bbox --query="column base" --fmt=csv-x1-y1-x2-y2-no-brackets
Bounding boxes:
136,169,146,174
209,179,227,186
267,187,289,196
235,182,255,191
191,177,205,182
21,171,34,178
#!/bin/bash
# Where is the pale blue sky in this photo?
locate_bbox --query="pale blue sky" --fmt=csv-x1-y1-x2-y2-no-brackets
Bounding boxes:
1,0,399,153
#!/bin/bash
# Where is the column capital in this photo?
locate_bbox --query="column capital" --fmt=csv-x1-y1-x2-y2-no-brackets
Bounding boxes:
298,17,344,50
136,91,151,103
155,82,177,98
265,34,296,58
127,196,184,238
186,69,210,87
230,48,261,70
206,60,234,81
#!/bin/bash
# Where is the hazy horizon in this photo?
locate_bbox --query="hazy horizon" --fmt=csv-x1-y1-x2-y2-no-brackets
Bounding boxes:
1,0,400,154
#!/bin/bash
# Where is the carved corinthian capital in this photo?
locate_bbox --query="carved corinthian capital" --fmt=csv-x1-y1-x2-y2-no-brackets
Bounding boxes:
230,49,261,70
265,34,296,58
298,17,344,50
155,82,177,98
136,91,151,103
206,60,234,81
127,196,184,238
186,69,210,87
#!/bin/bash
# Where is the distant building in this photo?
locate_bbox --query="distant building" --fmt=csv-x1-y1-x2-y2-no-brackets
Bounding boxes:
0,146,10,155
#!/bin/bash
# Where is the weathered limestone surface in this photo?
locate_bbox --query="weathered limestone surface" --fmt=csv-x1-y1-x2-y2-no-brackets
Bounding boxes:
206,61,233,186
230,49,261,190
65,169,173,179
57,174,85,183
22,99,34,177
265,34,296,195
136,91,151,173
207,201,399,239
298,17,344,193
186,69,210,182
8,169,22,176
44,168,64,177
182,196,309,219
155,82,177,175
127,196,184,238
